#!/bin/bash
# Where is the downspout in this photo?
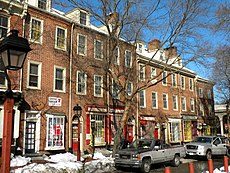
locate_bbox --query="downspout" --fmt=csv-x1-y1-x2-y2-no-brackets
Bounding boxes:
136,57,139,140
194,75,199,134
68,23,74,151
106,37,110,144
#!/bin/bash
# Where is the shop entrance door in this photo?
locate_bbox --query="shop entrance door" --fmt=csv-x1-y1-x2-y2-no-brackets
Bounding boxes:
25,122,36,153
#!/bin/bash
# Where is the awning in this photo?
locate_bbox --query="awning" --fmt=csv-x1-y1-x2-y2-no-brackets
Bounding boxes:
181,114,197,120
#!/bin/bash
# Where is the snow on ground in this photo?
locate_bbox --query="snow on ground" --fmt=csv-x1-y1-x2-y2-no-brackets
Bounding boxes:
10,152,230,173
11,152,115,173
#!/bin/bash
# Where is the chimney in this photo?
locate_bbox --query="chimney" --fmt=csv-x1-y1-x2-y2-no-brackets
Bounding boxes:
148,39,161,52
165,46,177,58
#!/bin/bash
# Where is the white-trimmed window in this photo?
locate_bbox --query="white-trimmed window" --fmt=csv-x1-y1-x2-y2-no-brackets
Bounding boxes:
138,44,143,53
151,67,157,83
162,71,167,86
139,64,145,81
208,105,212,116
38,0,47,10
181,96,186,111
77,34,87,56
30,17,43,43
200,103,204,116
199,88,203,98
163,93,168,109
0,15,8,39
173,95,178,110
94,40,103,59
77,71,87,95
27,61,42,89
190,98,195,112
94,75,103,97
207,90,211,99
114,47,119,65
54,66,66,92
169,119,181,142
80,11,87,25
55,27,66,50
46,114,65,150
127,81,132,96
125,50,132,68
112,79,119,99
139,90,146,108
181,76,185,89
172,73,177,87
189,78,193,91
152,91,158,109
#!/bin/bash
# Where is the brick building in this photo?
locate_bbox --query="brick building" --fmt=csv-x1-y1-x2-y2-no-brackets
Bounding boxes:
0,0,215,156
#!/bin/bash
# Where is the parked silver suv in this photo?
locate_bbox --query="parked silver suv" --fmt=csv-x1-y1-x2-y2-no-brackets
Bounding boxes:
185,136,229,160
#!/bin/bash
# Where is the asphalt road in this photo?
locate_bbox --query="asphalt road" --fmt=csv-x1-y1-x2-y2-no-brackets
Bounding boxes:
113,157,230,173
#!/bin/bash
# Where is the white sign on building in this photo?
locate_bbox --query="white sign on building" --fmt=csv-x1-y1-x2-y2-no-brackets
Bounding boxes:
48,97,62,106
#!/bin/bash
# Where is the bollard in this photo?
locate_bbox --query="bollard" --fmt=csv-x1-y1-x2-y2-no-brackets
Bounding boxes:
208,159,214,173
224,156,229,172
188,162,194,173
164,167,171,173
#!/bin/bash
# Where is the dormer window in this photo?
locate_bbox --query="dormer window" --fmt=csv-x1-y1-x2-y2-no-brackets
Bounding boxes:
80,11,87,25
138,44,142,53
38,0,47,10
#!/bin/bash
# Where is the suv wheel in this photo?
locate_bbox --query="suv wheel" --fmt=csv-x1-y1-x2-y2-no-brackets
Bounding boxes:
172,154,180,167
206,150,212,160
141,158,151,173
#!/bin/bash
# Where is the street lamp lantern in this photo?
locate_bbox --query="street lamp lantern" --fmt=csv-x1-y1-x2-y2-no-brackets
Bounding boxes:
0,29,31,71
73,104,82,161
0,29,31,173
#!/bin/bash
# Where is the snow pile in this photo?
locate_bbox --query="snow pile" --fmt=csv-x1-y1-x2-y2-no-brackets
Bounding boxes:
11,155,31,167
202,166,230,173
45,152,77,162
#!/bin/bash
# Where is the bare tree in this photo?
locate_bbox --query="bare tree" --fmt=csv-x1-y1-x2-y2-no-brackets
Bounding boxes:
54,0,212,154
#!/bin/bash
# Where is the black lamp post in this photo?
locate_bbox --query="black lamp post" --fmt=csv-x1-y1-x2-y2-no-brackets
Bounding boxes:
0,29,31,173
73,104,82,161
91,118,96,158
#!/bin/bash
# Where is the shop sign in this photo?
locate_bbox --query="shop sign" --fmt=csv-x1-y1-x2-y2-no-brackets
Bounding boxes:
48,97,62,106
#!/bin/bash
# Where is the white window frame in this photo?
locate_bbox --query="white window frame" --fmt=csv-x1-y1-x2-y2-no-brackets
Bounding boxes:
125,50,132,68
0,15,9,38
190,98,195,112
139,90,146,108
173,95,178,111
189,78,193,91
94,40,103,60
112,79,119,99
79,11,87,25
151,67,157,83
199,88,203,98
162,71,167,86
27,60,42,89
30,17,43,44
0,68,6,88
181,96,186,111
55,26,67,51
172,73,177,87
76,71,87,95
181,76,185,90
114,47,120,65
94,75,103,97
139,64,145,81
127,81,132,96
45,114,65,150
163,93,168,110
53,66,66,92
200,103,204,116
152,91,158,109
207,89,211,99
77,34,87,56
168,118,181,143
208,105,212,116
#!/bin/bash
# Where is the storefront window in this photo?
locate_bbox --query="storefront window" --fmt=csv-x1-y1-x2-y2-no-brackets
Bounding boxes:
184,121,192,141
91,114,105,145
169,121,181,142
46,114,65,150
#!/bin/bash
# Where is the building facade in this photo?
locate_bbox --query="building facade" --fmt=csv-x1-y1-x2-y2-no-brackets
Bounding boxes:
0,0,216,156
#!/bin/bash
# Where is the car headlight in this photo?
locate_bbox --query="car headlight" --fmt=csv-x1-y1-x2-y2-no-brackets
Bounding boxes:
198,145,204,150
115,154,119,159
132,154,140,160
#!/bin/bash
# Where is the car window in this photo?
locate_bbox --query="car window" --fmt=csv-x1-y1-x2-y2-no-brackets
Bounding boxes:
213,138,221,145
195,137,212,143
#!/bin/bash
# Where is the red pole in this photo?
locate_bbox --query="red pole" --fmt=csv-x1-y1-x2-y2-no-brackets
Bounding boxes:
188,162,194,173
208,159,214,173
77,118,81,161
224,156,229,172
1,97,14,173
164,167,171,173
